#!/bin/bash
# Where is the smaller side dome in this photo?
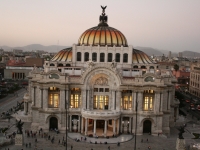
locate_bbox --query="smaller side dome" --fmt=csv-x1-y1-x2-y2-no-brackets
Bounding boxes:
51,47,72,62
132,49,155,64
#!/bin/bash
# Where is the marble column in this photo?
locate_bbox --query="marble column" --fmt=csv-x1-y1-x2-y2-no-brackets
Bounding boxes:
104,120,107,137
113,119,116,135
138,92,143,111
93,119,96,135
69,115,72,132
43,88,48,109
160,92,163,112
129,117,132,133
81,117,84,133
87,90,90,110
24,102,27,115
26,102,28,114
78,115,81,132
40,88,43,108
85,118,88,135
120,117,123,133
117,118,120,134
60,90,65,110
116,90,122,111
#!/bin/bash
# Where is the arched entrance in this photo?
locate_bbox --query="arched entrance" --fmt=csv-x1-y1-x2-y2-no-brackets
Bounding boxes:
143,120,151,133
49,117,58,130
96,120,104,128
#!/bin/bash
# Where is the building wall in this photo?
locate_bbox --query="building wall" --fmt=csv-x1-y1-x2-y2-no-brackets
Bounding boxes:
189,62,200,98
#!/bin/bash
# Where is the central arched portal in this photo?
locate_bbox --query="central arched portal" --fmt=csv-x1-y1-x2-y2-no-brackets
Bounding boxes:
96,120,104,128
143,120,151,133
49,117,58,130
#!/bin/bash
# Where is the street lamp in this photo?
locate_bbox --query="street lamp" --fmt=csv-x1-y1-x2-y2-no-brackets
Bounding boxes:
65,73,68,150
134,92,138,150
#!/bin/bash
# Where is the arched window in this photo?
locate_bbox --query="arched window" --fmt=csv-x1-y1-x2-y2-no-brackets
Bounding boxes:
70,88,81,108
50,63,55,66
58,63,63,67
93,87,109,110
77,52,81,61
133,65,138,68
48,87,60,108
123,53,128,63
141,66,146,69
121,90,132,110
84,52,89,61
66,64,71,67
100,53,105,62
143,90,154,111
92,52,97,62
115,53,120,62
107,53,112,62
150,66,154,69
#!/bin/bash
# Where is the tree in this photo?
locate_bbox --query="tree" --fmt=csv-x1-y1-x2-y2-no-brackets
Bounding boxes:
174,64,179,71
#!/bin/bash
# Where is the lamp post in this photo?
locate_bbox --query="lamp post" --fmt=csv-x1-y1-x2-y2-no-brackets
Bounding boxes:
65,74,68,150
134,92,138,150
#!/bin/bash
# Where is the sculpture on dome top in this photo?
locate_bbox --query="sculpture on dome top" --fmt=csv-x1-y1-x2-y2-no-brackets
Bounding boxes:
101,5,107,13
99,6,108,26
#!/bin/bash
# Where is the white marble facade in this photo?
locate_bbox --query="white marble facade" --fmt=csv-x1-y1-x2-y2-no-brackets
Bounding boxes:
22,8,179,136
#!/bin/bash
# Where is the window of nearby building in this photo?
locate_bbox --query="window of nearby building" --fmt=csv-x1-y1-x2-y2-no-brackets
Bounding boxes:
92,53,97,62
143,90,154,111
77,52,81,61
121,90,132,110
84,52,89,61
123,53,128,63
115,53,120,62
100,53,105,62
48,87,60,108
70,88,81,108
108,53,112,62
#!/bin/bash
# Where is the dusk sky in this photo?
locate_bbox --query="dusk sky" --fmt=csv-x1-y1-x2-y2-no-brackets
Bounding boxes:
0,0,200,52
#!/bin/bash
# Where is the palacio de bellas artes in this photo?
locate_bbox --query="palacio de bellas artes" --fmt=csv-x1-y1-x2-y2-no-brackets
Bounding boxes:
20,6,178,138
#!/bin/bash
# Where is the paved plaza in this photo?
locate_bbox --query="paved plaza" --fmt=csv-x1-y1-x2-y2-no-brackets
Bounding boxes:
1,115,200,150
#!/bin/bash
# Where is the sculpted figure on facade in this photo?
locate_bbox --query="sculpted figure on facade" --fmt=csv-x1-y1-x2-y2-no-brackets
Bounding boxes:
87,59,95,69
95,77,108,85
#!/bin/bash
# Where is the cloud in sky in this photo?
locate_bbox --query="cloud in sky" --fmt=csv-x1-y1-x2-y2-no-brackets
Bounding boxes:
0,0,200,52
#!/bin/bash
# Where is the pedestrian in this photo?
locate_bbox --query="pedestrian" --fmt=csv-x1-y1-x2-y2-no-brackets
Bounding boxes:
147,138,148,142
71,145,73,150
26,143,28,147
29,142,31,147
108,146,110,150
35,138,37,143
158,133,159,136
59,139,60,144
141,139,143,143
148,146,151,150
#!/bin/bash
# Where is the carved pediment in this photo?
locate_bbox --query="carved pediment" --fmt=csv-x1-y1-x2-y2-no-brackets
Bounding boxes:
95,77,108,85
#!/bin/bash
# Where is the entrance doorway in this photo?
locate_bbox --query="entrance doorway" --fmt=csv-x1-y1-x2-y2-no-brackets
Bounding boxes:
143,120,151,133
96,120,104,128
49,117,58,130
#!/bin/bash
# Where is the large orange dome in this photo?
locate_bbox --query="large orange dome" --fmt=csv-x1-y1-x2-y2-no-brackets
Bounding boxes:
78,6,128,47
78,26,128,47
